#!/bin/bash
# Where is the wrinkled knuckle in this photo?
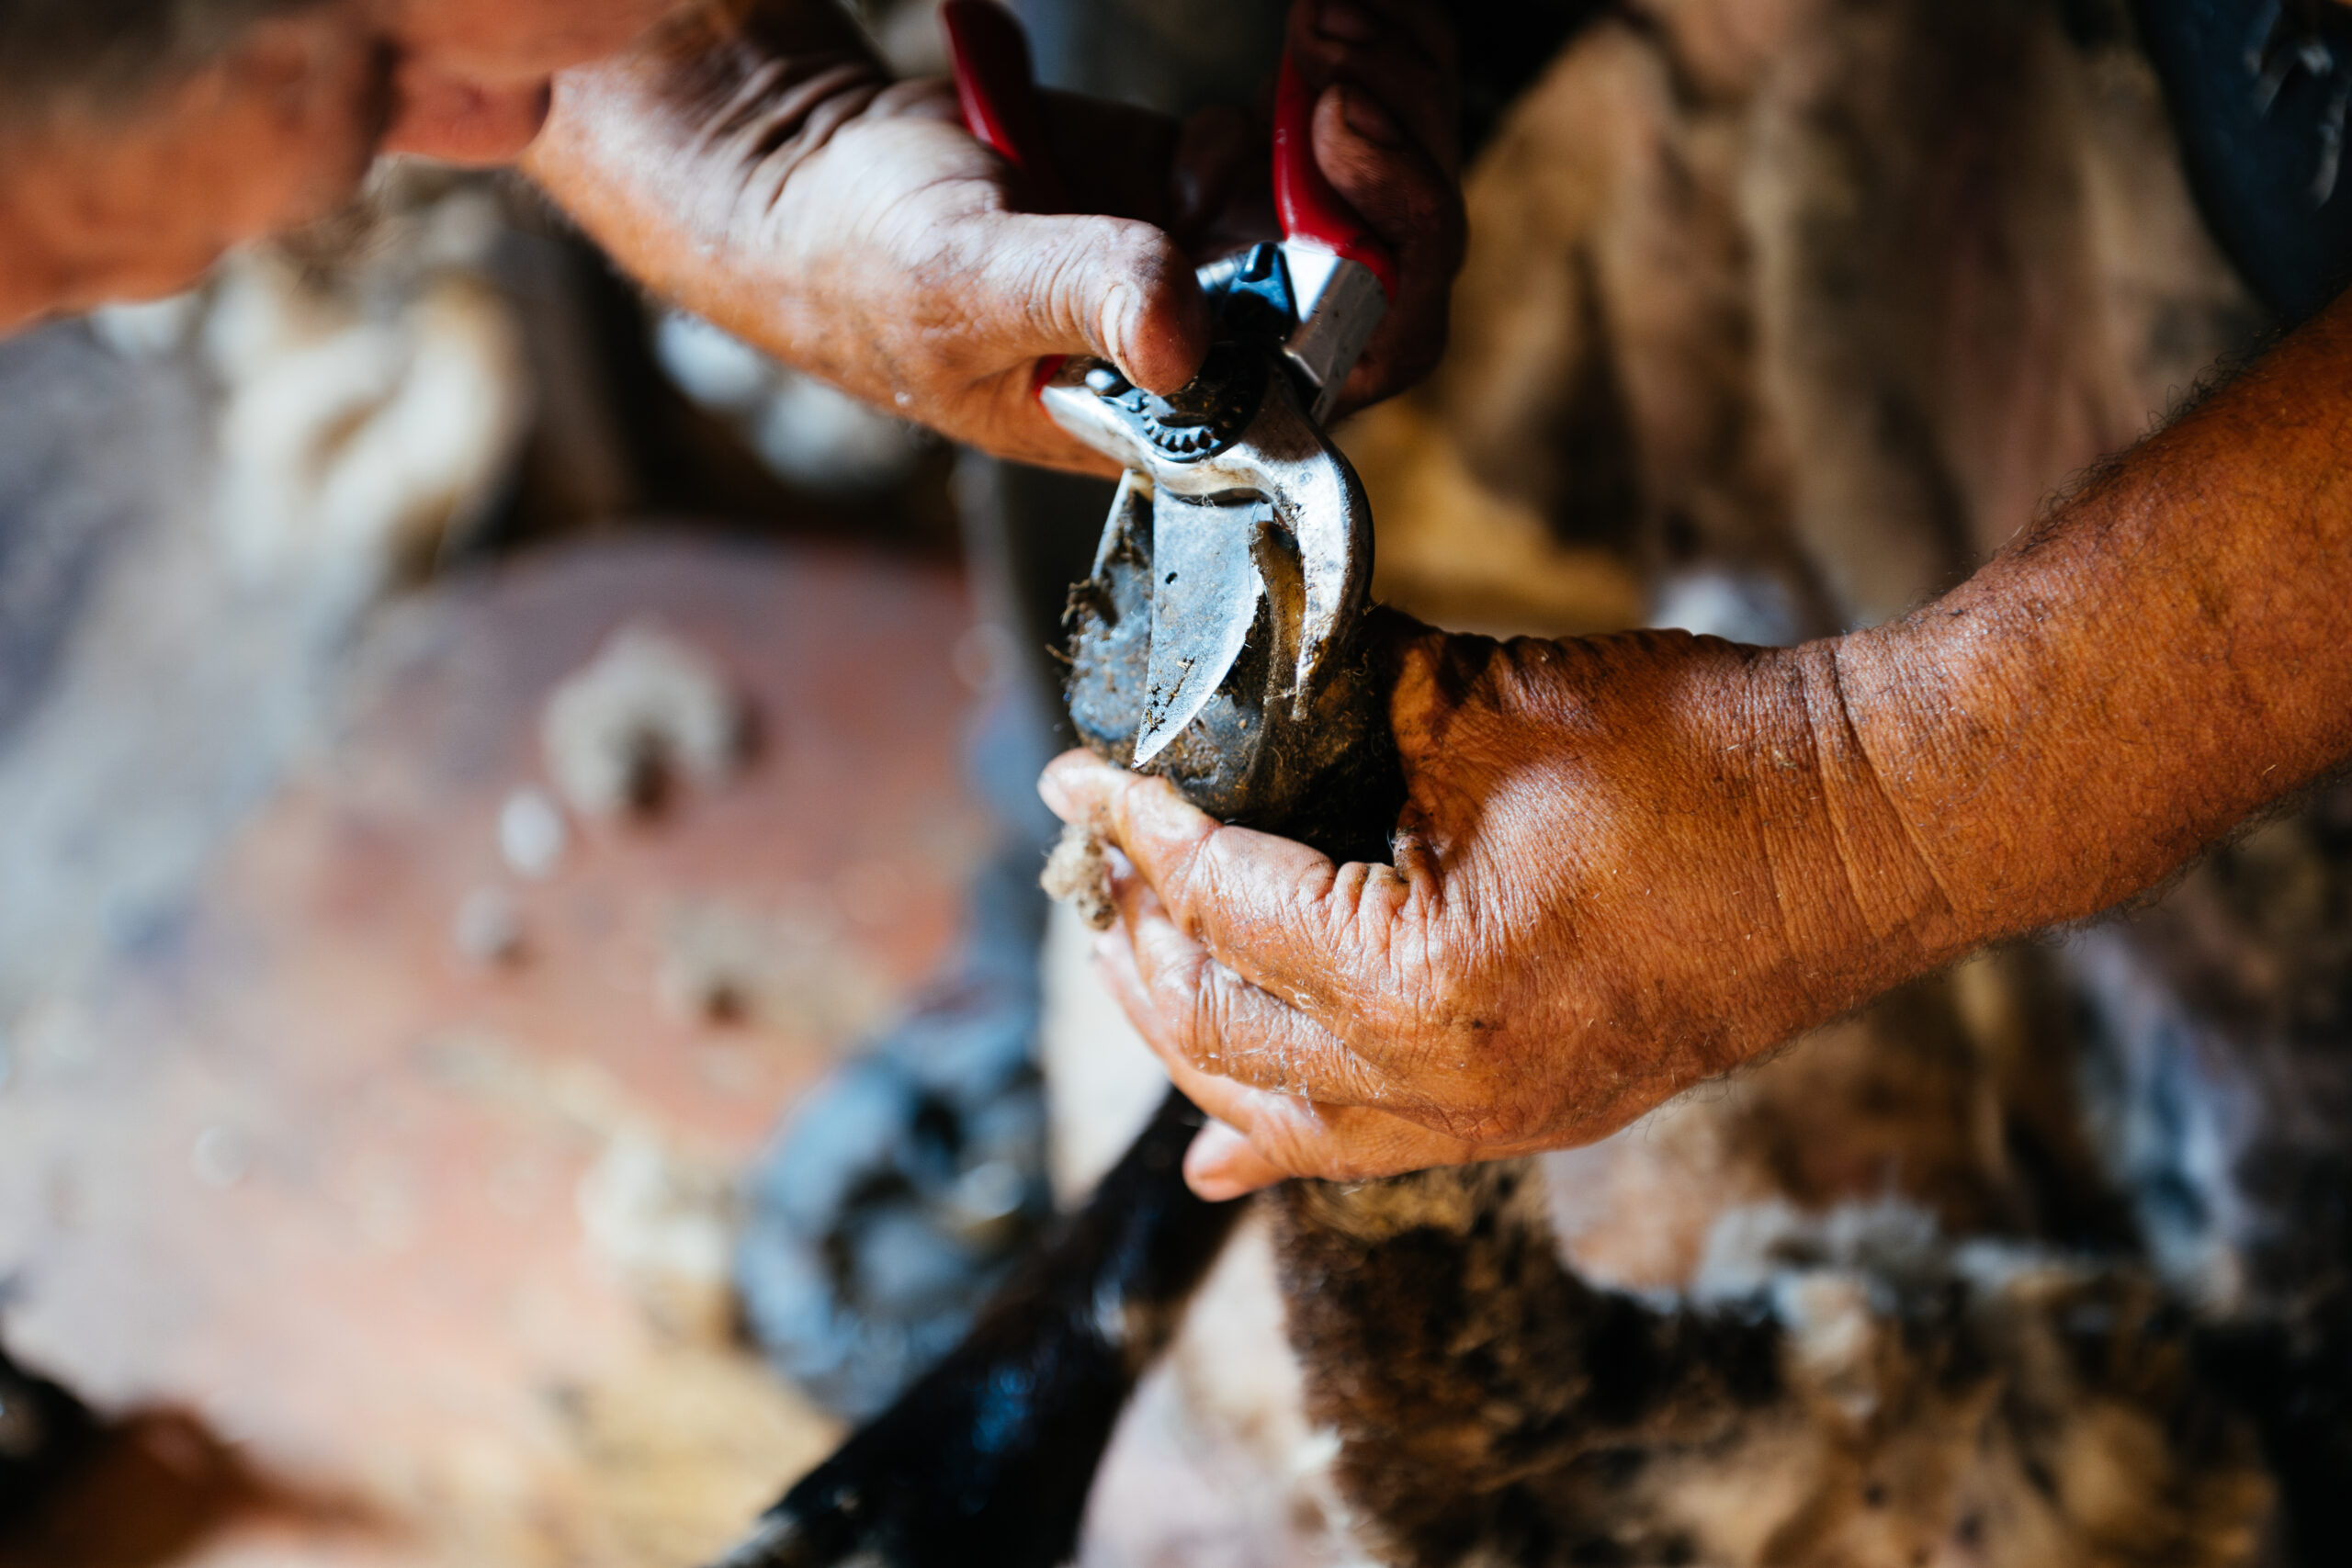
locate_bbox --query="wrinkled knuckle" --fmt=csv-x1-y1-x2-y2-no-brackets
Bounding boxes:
1107,775,1170,858
1338,859,1395,928
1293,862,1343,931
1183,962,1239,1069
1265,1123,1325,1179
1310,1145,1368,1183
1195,825,1250,890
1025,246,1097,344
902,240,968,317
1170,824,1231,913
1258,1107,1336,1176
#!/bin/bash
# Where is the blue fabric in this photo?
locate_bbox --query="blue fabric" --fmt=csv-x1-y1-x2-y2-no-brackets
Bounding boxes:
2136,0,2352,321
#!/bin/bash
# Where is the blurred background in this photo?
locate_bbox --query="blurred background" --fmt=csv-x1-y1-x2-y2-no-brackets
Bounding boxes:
0,6,1002,1562
5,0,2333,1563
0,142,971,1568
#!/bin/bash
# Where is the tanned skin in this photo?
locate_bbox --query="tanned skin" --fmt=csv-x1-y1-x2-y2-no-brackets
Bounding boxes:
1044,293,2352,1197
8,0,2337,1208
0,0,1460,472
522,0,1464,473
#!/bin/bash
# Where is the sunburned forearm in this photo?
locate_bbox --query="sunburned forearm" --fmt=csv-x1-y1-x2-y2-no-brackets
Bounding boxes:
1838,288,2352,945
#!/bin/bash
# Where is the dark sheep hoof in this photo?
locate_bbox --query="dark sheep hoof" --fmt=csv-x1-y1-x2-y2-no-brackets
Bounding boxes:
712,1089,1243,1568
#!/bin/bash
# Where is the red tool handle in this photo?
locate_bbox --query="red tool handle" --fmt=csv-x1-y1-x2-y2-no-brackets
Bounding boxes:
941,0,1068,213
1272,56,1398,300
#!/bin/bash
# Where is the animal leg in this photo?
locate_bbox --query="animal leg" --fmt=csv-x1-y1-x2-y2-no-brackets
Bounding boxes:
713,1087,1240,1568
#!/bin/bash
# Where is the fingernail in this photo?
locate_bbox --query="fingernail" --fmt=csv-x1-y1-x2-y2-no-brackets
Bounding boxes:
1183,1121,1255,1201
1092,931,1122,963
1189,1169,1254,1202
1340,85,1404,148
1318,1,1378,42
1037,767,1072,818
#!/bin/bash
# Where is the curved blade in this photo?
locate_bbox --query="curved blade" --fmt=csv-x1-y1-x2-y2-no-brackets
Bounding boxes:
1133,491,1266,767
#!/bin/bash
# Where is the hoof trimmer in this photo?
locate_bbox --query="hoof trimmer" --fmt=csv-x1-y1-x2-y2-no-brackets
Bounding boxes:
948,0,1405,847
712,8,1405,1563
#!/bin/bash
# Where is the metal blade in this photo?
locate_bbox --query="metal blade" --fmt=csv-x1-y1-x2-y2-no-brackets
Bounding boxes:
1133,491,1265,766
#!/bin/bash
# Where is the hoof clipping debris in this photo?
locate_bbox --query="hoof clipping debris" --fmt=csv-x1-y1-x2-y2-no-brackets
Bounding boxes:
1040,822,1114,931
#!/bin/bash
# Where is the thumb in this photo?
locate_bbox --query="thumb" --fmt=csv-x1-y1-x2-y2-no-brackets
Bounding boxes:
973,212,1210,393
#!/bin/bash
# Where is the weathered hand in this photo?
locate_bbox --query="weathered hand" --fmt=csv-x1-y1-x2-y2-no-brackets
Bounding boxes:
527,0,1464,470
531,4,1206,472
1039,617,1976,1198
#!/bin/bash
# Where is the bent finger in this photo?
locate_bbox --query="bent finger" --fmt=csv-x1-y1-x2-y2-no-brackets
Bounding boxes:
1300,0,1460,80
1166,1071,1488,1196
1311,88,1463,408
1288,0,1460,173
1105,876,1402,1109
1044,750,1408,1021
1095,937,1498,1191
1310,86,1461,251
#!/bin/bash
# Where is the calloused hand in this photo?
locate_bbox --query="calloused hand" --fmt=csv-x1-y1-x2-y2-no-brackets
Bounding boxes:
1039,616,1975,1199
1037,239,2352,1203
527,0,1463,471
532,5,1204,473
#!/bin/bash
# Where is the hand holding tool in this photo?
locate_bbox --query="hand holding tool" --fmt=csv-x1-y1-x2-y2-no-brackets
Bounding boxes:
944,0,1401,840
707,24,1414,1568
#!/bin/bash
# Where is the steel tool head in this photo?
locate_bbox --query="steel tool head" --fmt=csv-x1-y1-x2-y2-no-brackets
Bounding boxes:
1040,241,1383,767
942,1,1396,785
1040,344,1373,767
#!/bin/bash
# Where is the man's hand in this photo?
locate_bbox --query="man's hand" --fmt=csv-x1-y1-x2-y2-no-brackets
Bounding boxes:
525,0,1463,471
1041,618,1971,1198
527,1,1201,471
1044,283,2352,1200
